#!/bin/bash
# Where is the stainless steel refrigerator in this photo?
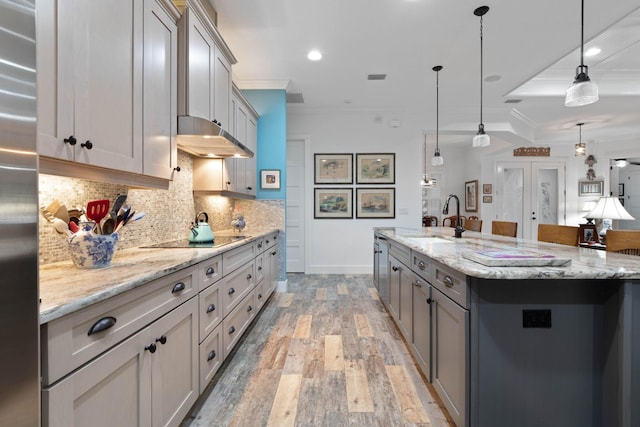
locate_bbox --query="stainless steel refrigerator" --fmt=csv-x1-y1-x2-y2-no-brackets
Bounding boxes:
0,1,40,426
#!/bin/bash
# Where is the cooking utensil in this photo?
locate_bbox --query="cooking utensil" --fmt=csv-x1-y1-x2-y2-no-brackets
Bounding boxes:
52,218,73,238
189,212,214,243
114,209,137,233
115,204,131,230
101,194,127,235
86,199,110,234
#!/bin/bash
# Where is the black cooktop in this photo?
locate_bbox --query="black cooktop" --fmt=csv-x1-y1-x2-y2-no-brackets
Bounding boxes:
143,235,249,249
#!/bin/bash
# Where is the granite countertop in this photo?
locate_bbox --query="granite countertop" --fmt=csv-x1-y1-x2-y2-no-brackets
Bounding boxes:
39,229,279,324
377,227,640,280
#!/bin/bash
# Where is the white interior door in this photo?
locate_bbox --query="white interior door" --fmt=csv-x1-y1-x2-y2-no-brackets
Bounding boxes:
619,169,640,230
496,161,565,240
286,139,305,272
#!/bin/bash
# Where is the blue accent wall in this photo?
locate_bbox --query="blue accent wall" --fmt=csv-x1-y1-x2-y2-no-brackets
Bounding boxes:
242,90,287,200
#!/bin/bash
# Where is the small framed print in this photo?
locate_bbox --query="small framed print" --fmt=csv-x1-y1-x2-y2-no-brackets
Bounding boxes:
356,188,395,219
314,188,353,219
483,195,492,203
579,224,599,244
314,153,353,184
578,180,603,196
465,180,478,212
355,153,395,184
619,183,625,197
483,183,492,194
260,169,281,190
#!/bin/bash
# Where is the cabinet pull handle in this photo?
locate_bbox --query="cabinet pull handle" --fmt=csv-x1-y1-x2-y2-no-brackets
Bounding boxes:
228,326,236,334
155,335,167,345
63,135,77,146
247,305,253,312
206,267,215,276
228,287,235,295
87,316,117,336
258,266,262,271
172,282,186,293
413,281,422,288
246,186,252,190
207,350,217,361
144,343,157,353
206,304,216,313
426,297,433,304
247,274,252,280
443,275,454,288
418,261,426,270
81,140,93,150
392,266,399,272
258,243,263,249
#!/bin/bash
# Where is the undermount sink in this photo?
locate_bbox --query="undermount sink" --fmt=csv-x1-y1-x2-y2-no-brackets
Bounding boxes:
406,237,454,245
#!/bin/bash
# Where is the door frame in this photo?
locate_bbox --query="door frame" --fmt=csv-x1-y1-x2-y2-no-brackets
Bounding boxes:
286,136,311,273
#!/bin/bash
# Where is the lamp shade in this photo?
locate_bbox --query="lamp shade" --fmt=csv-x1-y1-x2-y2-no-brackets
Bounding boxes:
472,132,490,148
431,152,444,166
565,79,599,107
584,196,635,220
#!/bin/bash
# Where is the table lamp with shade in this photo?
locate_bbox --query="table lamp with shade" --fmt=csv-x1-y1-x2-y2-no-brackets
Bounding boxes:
583,196,635,243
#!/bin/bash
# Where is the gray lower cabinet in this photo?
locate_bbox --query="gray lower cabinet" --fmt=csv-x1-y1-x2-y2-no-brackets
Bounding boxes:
411,280,431,382
388,255,401,320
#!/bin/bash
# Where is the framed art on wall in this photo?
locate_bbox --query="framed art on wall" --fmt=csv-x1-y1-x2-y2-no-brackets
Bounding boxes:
483,183,492,194
579,224,599,243
355,153,395,184
356,188,395,218
260,169,280,189
314,188,353,219
314,153,353,184
578,180,603,196
465,180,478,212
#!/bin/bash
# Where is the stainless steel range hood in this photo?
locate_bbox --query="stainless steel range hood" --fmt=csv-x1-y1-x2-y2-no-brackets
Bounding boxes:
177,115,254,158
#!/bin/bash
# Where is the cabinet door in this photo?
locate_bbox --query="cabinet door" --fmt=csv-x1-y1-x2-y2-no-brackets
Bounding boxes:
412,282,431,381
186,8,215,120
245,115,258,196
398,267,415,342
150,298,199,427
388,255,401,320
267,246,279,295
143,0,177,179
213,48,232,128
432,289,468,427
373,242,380,289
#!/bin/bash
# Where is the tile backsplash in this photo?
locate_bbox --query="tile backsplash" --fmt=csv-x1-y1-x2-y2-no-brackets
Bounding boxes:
39,151,284,265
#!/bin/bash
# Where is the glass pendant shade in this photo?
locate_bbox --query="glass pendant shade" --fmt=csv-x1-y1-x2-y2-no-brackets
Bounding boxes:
585,196,635,221
431,150,444,166
574,142,586,156
472,124,490,147
565,75,599,107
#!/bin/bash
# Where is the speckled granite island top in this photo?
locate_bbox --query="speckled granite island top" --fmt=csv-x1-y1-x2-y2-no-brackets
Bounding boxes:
378,227,640,280
39,229,279,324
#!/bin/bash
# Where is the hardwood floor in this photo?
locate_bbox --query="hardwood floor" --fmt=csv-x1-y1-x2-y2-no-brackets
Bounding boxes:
182,274,454,427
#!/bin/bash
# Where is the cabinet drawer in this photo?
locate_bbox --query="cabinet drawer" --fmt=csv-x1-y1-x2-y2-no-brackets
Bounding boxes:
389,240,411,267
223,242,256,275
199,323,222,393
255,253,265,285
199,282,222,342
263,232,278,251
198,254,222,292
254,237,265,253
432,261,468,309
411,251,431,283
221,261,255,317
41,267,195,385
222,292,256,358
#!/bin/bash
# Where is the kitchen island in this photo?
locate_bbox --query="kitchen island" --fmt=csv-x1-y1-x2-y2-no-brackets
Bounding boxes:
374,227,640,427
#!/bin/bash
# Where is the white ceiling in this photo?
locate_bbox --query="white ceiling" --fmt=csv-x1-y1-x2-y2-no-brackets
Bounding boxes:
209,0,640,150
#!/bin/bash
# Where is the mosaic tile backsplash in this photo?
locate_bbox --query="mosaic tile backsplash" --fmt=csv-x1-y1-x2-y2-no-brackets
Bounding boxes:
39,151,284,265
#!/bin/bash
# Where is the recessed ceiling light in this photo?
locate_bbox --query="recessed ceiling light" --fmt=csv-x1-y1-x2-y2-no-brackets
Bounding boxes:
307,50,322,61
585,47,601,57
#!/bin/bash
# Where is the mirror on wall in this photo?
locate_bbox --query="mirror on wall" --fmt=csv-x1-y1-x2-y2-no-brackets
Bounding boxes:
609,157,640,230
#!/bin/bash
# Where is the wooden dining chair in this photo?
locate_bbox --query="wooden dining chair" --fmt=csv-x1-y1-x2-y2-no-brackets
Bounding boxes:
465,219,483,232
491,221,518,237
422,215,438,227
605,230,640,255
468,215,479,220
537,224,579,246
443,216,466,228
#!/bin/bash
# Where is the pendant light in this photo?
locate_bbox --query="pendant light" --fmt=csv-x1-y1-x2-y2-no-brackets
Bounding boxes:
421,134,436,187
432,65,444,166
574,122,586,156
565,0,599,107
472,6,490,148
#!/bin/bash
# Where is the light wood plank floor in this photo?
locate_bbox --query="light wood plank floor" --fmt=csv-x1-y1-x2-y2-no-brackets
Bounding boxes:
182,274,454,427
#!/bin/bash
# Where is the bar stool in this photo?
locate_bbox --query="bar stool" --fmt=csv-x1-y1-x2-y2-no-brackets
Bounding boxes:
491,221,517,237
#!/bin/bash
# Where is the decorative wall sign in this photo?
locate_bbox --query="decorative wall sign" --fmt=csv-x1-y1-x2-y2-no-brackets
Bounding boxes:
314,188,353,219
356,188,395,218
513,147,550,157
314,153,353,184
465,180,478,212
260,169,280,189
355,153,395,184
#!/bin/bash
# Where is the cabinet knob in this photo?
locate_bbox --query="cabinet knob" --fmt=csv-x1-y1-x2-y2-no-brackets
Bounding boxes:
228,287,235,295
246,186,252,190
258,293,263,299
173,166,181,172
63,135,77,146
247,305,253,312
418,261,426,270
426,297,433,304
228,326,236,335
246,274,252,280
392,266,399,272
413,281,422,288
443,276,454,288
206,267,215,276
258,266,262,271
144,343,157,353
206,304,216,313
155,335,167,345
81,140,93,150
207,350,217,361
271,251,277,256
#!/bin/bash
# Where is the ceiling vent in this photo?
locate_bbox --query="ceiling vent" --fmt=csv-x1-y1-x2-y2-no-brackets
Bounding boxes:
367,74,387,81
504,99,522,104
286,93,305,103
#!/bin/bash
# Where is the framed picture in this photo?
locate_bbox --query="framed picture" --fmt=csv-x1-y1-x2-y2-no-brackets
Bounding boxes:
355,153,395,184
579,224,599,244
619,183,625,196
314,188,353,219
578,180,603,196
483,183,492,194
356,188,395,218
483,195,492,203
465,180,478,212
314,153,353,184
260,169,280,190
